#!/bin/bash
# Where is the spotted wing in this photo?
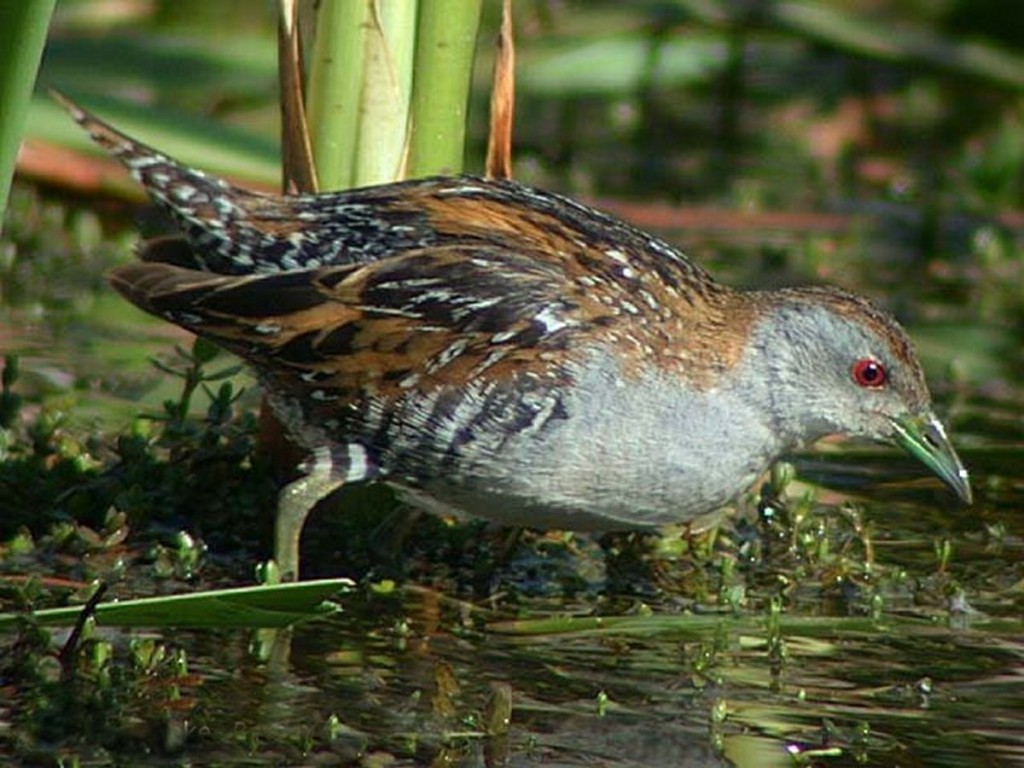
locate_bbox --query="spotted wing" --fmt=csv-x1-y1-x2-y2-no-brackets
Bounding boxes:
109,244,595,400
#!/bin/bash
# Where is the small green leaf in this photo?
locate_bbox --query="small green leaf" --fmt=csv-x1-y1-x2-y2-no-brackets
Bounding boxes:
0,578,355,630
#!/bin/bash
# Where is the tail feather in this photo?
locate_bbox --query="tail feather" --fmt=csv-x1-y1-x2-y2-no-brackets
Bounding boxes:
53,89,271,274
50,89,160,168
51,89,245,210
107,262,234,320
136,235,205,269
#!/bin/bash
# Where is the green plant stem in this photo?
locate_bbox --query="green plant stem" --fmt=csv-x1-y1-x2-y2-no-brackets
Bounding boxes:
407,0,483,176
305,0,481,189
352,1,417,186
306,0,370,191
0,1,55,228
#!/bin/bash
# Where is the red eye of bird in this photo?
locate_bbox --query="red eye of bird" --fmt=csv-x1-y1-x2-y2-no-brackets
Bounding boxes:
852,358,887,388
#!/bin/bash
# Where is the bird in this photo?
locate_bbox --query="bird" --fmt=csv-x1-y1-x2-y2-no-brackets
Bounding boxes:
57,92,972,580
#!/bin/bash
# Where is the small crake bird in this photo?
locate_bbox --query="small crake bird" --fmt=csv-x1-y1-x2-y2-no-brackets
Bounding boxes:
58,93,971,580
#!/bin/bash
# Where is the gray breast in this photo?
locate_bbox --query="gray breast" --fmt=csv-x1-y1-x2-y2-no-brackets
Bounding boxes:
384,347,783,530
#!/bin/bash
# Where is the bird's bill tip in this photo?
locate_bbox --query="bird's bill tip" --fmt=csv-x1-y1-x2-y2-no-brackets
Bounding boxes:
891,411,972,504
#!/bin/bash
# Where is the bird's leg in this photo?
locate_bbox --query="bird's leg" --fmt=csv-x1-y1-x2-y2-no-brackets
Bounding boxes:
274,447,343,582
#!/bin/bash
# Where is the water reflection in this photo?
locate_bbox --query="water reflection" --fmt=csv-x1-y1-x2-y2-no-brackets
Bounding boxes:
133,585,1021,766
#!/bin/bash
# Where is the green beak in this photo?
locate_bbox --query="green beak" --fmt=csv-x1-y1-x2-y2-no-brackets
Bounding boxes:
890,412,972,504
